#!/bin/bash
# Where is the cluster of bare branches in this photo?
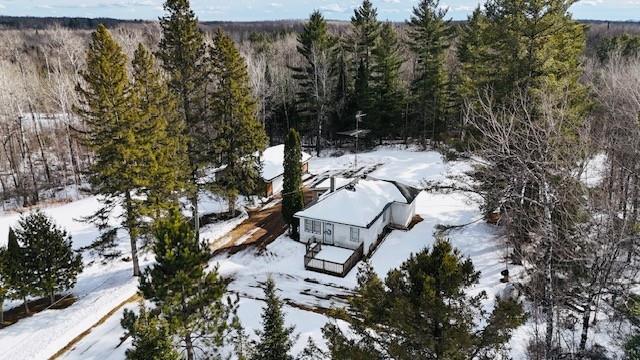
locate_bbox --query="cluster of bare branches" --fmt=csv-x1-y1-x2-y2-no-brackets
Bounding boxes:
467,82,640,357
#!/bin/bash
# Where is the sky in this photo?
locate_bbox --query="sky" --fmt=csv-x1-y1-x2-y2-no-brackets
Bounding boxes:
0,0,637,22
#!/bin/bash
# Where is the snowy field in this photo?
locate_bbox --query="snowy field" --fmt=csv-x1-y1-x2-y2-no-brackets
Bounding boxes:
1,146,607,359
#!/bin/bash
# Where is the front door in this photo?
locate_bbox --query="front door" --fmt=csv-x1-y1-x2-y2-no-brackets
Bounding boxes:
323,223,334,245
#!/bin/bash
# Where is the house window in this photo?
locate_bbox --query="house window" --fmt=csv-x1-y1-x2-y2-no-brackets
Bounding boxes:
350,227,360,242
305,219,322,234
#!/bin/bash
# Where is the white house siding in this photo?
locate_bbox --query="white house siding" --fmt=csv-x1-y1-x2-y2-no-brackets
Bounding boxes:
362,207,391,254
390,201,416,228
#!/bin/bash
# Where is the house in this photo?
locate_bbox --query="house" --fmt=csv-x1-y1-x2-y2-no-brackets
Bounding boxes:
294,177,421,276
259,144,311,197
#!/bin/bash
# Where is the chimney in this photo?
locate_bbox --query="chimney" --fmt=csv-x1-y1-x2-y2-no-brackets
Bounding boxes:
330,176,336,193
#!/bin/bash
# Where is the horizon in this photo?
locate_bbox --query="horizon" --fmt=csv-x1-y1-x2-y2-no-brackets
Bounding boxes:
0,0,638,23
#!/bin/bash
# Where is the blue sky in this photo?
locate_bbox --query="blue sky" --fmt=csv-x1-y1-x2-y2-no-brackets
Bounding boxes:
0,0,637,21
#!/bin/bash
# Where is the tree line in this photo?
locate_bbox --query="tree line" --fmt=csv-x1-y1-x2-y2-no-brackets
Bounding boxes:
1,3,638,211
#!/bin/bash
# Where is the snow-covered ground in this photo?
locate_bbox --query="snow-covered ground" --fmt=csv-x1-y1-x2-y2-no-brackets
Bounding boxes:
3,146,609,359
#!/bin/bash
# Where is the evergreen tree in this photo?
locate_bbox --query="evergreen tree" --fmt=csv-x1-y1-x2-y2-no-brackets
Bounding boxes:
122,304,180,360
482,0,588,127
282,128,304,239
158,0,210,236
5,227,33,313
76,25,143,276
209,29,268,215
252,277,296,360
15,211,83,304
453,7,491,143
298,337,327,360
131,43,188,220
292,10,335,156
350,0,380,120
370,22,405,142
323,239,526,359
407,0,452,143
139,210,236,360
0,246,7,325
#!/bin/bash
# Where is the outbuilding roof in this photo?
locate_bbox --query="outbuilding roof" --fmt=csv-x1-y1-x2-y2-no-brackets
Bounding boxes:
260,144,312,181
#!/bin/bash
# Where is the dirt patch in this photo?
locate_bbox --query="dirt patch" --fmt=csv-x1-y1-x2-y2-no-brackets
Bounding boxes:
1,294,77,329
212,187,315,255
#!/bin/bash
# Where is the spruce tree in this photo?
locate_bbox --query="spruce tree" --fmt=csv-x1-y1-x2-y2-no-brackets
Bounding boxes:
139,210,236,360
323,239,526,359
15,211,83,304
370,22,405,142
209,29,268,215
158,0,209,236
282,128,304,239
5,227,32,313
252,277,296,360
131,43,188,220
407,0,452,143
122,304,180,360
76,24,143,276
292,10,335,156
0,246,7,325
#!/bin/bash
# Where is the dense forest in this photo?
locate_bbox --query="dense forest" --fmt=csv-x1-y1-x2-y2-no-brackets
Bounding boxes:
1,0,640,358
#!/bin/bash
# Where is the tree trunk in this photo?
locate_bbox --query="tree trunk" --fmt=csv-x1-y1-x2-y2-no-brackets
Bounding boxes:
50,291,55,306
542,183,555,358
23,296,29,314
579,303,592,351
1,298,4,325
124,191,141,277
185,333,195,360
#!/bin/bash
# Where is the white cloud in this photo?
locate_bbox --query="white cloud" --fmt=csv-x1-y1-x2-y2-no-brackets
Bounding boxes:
382,0,401,3
270,2,283,7
320,3,347,13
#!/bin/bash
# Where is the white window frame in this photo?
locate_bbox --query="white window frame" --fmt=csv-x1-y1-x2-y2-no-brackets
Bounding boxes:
312,220,322,234
350,227,360,242
305,219,321,234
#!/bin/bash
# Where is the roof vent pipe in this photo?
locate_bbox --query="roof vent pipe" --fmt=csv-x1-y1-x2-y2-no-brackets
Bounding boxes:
330,176,336,193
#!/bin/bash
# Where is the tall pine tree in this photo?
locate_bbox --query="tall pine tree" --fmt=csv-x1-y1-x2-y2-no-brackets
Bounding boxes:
76,25,144,276
282,128,304,239
350,0,381,121
209,29,268,215
482,0,588,126
139,210,236,360
131,43,188,220
157,0,210,236
252,277,296,360
15,211,83,304
407,0,452,143
370,22,405,142
293,10,335,156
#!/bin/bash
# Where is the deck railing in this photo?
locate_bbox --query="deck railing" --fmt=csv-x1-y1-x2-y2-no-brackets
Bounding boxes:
304,241,364,277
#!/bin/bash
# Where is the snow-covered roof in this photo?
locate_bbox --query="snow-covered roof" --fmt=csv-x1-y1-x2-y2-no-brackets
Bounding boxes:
295,178,419,228
260,144,312,181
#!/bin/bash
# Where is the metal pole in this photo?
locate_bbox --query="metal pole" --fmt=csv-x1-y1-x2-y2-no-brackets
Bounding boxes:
355,111,366,170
